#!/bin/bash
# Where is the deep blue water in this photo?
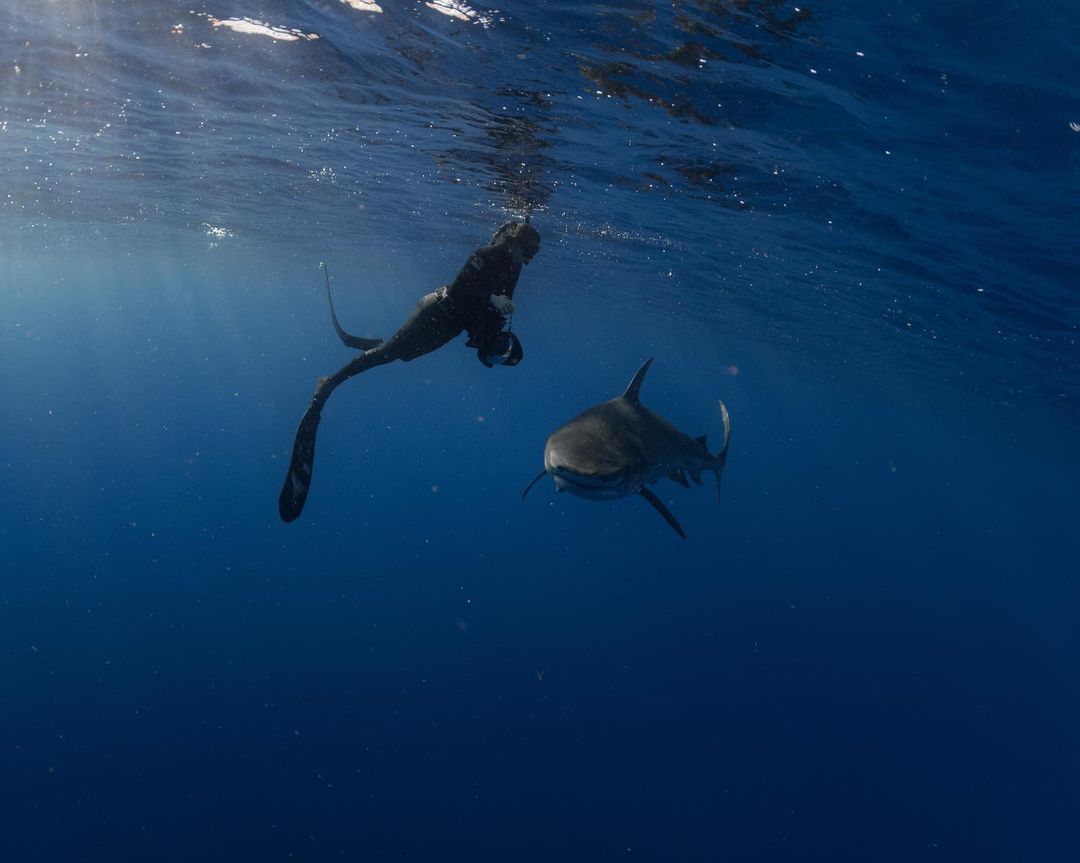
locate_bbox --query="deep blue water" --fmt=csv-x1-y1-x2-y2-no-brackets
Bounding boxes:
2,1,1079,860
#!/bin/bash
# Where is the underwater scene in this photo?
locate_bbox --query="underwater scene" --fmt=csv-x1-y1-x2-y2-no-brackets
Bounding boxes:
2,1,1078,860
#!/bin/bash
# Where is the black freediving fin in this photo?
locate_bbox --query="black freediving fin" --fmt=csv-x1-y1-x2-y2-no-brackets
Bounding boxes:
521,470,547,500
278,406,321,523
322,262,383,351
639,487,687,539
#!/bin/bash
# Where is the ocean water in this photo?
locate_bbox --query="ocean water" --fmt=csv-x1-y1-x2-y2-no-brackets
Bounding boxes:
2,1,1079,860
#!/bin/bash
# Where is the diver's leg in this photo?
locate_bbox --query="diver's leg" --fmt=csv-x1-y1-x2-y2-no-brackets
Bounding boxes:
278,291,463,523
377,289,463,362
278,349,394,523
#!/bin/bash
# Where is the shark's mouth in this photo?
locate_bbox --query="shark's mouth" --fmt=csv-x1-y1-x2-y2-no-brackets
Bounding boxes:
550,467,631,500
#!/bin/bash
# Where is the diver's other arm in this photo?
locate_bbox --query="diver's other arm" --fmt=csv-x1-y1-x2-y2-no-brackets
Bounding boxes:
489,294,514,316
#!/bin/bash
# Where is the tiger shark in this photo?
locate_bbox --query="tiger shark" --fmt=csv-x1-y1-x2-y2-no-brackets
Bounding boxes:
522,358,731,538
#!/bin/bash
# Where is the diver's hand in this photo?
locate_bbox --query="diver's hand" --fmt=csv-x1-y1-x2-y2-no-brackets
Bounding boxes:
489,294,514,316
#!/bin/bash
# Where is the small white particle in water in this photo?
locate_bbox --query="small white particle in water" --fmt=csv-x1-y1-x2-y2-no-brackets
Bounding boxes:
1070,122,1080,132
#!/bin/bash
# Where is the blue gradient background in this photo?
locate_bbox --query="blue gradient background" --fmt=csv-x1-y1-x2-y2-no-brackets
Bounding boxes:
2,2,1079,860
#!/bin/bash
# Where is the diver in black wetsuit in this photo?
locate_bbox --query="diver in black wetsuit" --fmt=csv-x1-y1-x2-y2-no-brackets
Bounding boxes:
278,220,542,523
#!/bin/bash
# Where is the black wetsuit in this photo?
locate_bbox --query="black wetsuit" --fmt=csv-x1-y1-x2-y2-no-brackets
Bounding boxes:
278,241,524,522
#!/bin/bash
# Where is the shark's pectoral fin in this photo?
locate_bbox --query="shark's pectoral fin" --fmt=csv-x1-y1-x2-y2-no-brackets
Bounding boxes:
521,470,547,500
639,487,686,539
668,470,690,488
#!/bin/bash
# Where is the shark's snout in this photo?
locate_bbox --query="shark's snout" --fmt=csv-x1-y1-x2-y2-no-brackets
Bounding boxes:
544,434,640,499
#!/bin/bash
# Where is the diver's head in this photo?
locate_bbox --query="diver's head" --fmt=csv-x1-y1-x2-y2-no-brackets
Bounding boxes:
491,220,541,264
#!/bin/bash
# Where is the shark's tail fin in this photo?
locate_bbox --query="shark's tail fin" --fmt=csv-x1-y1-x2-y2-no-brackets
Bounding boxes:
712,400,732,504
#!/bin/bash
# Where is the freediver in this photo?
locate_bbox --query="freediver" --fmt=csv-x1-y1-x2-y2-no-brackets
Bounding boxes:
278,219,542,523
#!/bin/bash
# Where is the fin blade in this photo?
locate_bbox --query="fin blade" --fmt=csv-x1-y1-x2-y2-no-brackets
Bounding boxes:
279,407,321,523
323,262,383,350
521,470,547,500
639,487,686,539
622,358,654,405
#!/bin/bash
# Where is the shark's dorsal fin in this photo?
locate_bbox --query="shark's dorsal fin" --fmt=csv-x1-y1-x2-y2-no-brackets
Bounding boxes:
622,358,654,405
639,487,686,539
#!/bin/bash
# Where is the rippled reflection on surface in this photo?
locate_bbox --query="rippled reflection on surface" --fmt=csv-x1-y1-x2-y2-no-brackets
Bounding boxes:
203,15,320,42
1,0,1076,409
340,0,384,12
425,0,493,27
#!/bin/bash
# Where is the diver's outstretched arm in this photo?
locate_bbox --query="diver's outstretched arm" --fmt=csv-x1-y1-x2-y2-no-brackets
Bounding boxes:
322,263,384,351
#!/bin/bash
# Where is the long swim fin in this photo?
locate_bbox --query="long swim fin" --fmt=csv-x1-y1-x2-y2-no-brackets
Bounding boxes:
322,263,384,351
279,406,321,522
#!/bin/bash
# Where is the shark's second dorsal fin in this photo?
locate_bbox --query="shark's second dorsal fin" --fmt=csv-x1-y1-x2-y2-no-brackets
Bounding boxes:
623,358,654,405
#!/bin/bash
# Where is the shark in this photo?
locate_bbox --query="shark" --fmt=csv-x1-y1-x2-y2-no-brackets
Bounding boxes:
522,358,731,538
